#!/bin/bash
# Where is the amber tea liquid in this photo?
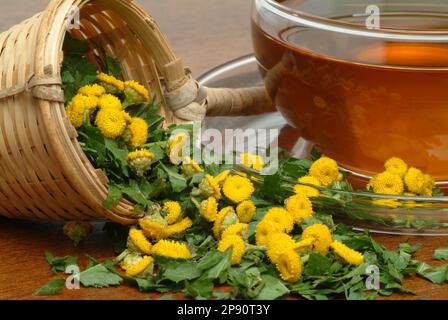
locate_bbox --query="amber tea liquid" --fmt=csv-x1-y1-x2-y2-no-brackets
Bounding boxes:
252,1,448,181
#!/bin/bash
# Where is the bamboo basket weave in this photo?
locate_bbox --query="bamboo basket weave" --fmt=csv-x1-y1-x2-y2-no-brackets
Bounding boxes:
0,0,273,224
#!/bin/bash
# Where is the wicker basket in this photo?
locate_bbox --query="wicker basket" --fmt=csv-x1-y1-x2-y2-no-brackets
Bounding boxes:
0,0,273,224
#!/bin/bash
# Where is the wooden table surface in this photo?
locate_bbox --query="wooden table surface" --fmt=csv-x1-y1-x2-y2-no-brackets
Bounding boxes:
1,0,447,300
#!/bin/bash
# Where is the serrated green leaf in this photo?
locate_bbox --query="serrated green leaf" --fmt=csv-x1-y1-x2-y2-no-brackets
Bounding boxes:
33,279,66,296
79,264,122,288
162,261,202,283
161,163,188,193
44,251,78,274
255,275,289,300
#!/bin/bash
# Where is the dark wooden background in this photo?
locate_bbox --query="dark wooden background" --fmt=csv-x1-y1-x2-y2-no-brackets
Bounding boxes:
0,0,447,300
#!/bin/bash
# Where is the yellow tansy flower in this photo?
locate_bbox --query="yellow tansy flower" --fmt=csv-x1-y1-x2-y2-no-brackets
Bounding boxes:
218,235,246,265
126,117,148,148
127,149,155,177
254,220,285,246
139,217,169,240
151,240,191,260
263,207,294,233
309,157,340,187
236,200,256,223
128,229,152,255
221,223,249,240
294,176,321,198
78,83,106,97
163,201,182,225
213,207,238,239
166,217,193,236
168,132,189,165
126,255,153,277
275,249,302,283
368,171,404,195
301,223,333,255
330,241,364,266
95,107,127,139
198,174,222,200
404,167,425,194
97,73,124,92
222,175,255,203
214,170,231,185
199,197,218,222
98,94,122,109
421,174,435,197
384,157,408,178
285,194,313,225
66,94,89,128
266,233,297,264
182,156,203,177
241,153,265,171
123,80,150,107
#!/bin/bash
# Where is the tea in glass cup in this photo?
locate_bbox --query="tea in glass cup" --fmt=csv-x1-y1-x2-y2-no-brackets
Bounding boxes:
252,0,448,182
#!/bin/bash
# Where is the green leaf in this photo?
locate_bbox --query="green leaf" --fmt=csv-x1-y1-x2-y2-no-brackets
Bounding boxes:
44,251,78,273
105,139,129,177
160,163,188,193
79,264,122,288
303,253,333,276
33,279,66,296
416,262,447,284
104,184,123,209
433,248,448,261
120,180,151,208
255,275,289,300
163,261,202,283
202,249,232,281
185,278,214,299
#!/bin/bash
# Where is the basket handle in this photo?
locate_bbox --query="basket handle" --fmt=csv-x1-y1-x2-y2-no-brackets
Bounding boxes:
163,76,276,122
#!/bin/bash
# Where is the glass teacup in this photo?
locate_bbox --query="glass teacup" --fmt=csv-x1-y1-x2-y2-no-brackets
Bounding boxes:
252,0,448,182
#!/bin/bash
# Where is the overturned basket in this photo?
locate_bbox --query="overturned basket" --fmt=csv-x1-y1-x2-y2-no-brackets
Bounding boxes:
0,0,274,224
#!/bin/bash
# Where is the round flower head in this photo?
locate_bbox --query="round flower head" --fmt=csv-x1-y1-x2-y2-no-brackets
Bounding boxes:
123,80,150,107
168,132,189,165
199,197,218,222
222,175,255,203
182,156,203,177
95,107,127,139
236,200,256,223
255,220,285,246
151,240,191,260
126,255,153,277
294,176,321,198
66,94,89,128
139,216,169,240
85,95,99,111
330,241,364,266
214,170,231,185
263,207,294,233
166,217,193,237
301,223,333,255
266,233,297,264
98,94,122,110
198,174,221,200
63,221,92,246
275,249,302,283
119,251,144,271
240,153,264,171
78,83,106,97
213,207,238,239
285,194,314,225
421,174,435,197
404,167,425,194
384,157,408,178
368,171,404,195
124,117,148,148
97,73,124,93
309,157,340,187
163,201,182,225
221,223,249,240
127,149,155,177
218,235,246,265
128,228,152,254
